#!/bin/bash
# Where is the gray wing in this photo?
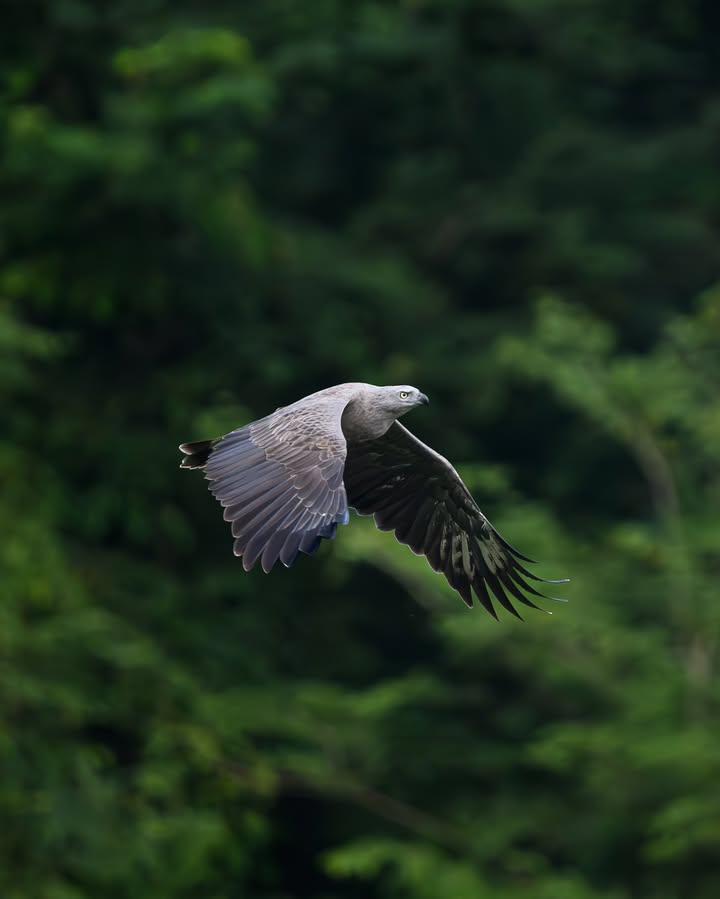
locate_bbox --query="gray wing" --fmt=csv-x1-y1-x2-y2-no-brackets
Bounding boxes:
186,401,350,573
343,423,567,618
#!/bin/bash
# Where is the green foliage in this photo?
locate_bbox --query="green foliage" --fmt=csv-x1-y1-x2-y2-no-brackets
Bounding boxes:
2,1,720,897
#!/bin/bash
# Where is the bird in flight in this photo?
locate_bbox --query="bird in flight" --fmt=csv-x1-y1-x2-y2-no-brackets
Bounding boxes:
180,383,567,618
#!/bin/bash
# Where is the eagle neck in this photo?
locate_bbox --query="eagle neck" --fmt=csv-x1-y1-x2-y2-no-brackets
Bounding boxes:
341,391,397,442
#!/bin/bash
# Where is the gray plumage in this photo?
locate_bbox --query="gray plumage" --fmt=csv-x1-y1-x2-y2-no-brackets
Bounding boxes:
179,383,567,618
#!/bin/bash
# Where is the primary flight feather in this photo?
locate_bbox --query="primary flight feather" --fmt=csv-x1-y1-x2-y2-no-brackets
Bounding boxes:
180,383,567,618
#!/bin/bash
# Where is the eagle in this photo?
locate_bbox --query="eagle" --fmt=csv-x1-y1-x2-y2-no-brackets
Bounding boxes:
180,383,567,618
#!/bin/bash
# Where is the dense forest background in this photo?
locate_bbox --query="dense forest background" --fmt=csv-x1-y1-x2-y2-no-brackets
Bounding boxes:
2,1,720,897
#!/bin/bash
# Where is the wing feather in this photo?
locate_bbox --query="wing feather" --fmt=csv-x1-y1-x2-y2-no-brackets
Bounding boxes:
183,397,351,571
344,422,566,617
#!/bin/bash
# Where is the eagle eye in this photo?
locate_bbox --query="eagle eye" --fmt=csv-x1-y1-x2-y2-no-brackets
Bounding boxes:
399,391,410,399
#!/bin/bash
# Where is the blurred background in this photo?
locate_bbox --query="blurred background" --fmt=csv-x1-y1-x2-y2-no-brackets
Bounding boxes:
2,1,720,897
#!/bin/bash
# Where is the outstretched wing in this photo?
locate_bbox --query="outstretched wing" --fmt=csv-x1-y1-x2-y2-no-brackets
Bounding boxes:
181,398,350,573
343,423,567,618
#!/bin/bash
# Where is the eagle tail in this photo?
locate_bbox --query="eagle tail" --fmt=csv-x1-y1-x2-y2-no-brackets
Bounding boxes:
179,439,215,469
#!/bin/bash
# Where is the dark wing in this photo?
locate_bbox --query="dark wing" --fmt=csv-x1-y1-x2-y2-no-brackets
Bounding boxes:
343,423,567,618
180,399,350,573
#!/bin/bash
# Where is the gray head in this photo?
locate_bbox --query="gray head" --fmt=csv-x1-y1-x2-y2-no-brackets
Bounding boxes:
373,384,430,417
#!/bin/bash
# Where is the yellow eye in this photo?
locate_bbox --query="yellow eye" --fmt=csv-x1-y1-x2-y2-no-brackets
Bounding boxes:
399,391,409,399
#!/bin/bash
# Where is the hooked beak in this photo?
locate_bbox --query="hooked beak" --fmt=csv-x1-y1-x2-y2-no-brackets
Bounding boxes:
417,393,430,406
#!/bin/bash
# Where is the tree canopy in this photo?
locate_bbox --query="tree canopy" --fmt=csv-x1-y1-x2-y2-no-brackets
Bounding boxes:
2,2,720,897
